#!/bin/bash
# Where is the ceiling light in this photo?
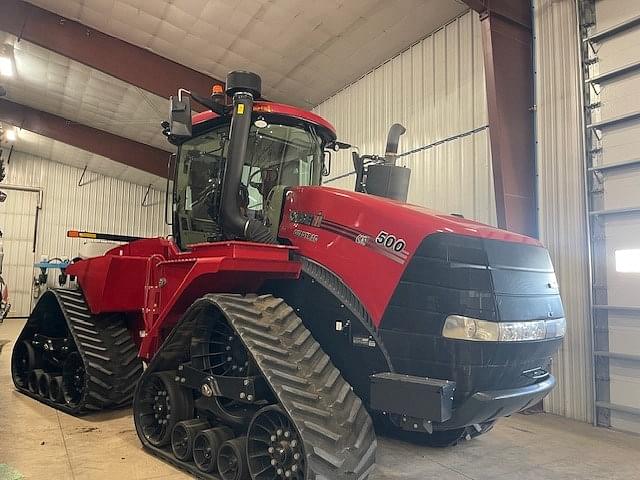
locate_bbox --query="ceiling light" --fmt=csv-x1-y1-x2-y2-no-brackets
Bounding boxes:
0,57,12,77
6,129,17,142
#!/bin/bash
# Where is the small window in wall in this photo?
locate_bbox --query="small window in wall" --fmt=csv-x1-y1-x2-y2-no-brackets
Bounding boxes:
615,249,640,273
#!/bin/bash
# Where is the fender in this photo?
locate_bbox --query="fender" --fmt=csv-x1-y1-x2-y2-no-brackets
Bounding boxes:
266,256,394,403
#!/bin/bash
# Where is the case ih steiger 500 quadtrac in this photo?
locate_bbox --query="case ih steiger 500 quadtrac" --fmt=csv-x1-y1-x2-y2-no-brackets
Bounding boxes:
11,71,565,480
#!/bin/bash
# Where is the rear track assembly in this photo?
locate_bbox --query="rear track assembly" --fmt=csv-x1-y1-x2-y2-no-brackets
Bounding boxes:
11,289,143,414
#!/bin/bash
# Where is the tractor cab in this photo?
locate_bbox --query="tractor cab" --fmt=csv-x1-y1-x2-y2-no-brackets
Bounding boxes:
164,73,337,249
173,108,335,247
164,71,411,251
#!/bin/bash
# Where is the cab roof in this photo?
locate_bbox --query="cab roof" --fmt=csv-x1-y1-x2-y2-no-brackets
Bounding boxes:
192,101,336,138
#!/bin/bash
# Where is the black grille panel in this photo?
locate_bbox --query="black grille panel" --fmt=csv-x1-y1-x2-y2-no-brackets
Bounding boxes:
381,233,564,335
379,232,564,396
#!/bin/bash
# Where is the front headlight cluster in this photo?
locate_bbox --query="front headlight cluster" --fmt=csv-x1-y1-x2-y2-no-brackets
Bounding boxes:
442,315,566,342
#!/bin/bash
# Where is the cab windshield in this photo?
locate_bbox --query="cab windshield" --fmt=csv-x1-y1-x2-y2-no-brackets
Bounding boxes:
174,118,323,245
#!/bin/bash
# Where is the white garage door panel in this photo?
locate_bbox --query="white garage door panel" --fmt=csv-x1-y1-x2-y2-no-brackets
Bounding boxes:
584,0,640,433
601,167,640,210
600,122,640,165
608,316,640,354
595,28,640,73
610,373,640,407
594,0,638,30
611,411,640,433
600,76,640,121
1,190,37,316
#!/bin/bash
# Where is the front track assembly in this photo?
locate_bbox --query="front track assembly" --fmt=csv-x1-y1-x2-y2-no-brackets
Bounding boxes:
11,288,143,414
133,294,377,479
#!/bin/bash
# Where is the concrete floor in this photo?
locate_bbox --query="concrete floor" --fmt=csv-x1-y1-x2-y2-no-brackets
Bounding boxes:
1,319,640,480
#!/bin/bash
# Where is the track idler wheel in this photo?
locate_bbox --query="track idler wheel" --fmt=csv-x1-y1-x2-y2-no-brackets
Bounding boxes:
247,406,304,480
135,371,193,447
49,376,65,403
171,419,210,461
192,426,234,474
217,437,249,480
11,340,38,388
28,369,44,394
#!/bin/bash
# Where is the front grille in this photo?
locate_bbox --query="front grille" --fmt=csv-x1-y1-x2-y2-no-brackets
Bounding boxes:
381,233,564,336
379,232,564,394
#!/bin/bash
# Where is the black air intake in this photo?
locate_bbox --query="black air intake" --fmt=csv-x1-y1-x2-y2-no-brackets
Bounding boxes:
220,71,277,244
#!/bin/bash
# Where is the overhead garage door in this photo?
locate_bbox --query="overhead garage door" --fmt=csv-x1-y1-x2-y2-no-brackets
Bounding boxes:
1,188,38,317
581,0,640,433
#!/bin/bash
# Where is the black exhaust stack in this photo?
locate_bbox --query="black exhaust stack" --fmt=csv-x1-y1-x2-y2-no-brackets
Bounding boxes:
353,123,411,202
220,71,277,244
383,123,407,165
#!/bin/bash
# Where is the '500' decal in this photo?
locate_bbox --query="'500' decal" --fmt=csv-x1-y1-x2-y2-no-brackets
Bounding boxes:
375,231,406,253
356,230,409,264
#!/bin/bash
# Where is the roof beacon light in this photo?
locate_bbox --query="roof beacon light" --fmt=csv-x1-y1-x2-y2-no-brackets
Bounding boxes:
211,84,224,95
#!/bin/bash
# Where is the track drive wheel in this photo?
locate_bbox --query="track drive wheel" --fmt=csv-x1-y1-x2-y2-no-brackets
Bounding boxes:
217,437,249,480
11,340,38,388
247,406,304,480
135,371,193,447
191,317,259,428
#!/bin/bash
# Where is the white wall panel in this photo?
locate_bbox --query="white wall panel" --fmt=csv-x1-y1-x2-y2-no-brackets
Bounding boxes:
313,10,496,225
534,0,593,423
1,189,38,316
1,151,168,316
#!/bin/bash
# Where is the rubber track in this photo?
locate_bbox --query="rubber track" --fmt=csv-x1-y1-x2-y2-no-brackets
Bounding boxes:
136,294,377,480
12,289,143,414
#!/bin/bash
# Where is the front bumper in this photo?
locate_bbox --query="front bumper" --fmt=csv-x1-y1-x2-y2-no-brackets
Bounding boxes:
438,374,555,429
370,372,555,430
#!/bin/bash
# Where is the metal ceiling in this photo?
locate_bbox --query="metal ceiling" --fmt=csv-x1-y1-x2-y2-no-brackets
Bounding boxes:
25,0,468,108
0,0,468,185
0,32,171,152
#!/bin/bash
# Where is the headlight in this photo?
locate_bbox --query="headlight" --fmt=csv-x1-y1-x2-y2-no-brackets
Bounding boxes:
442,315,565,342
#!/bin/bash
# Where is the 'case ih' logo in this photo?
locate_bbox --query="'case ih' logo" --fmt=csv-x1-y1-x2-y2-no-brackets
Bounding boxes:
290,210,323,227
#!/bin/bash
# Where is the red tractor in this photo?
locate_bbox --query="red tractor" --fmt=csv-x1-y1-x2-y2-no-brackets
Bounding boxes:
11,71,565,480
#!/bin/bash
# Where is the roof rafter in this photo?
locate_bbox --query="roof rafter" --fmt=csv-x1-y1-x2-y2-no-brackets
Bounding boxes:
0,0,224,109
0,98,171,178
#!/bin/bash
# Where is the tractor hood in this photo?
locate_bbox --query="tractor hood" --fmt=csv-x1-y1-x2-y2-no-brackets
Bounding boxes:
279,186,548,325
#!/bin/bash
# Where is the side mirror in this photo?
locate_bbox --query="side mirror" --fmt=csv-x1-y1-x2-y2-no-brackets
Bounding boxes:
0,191,6,202
322,150,332,177
169,95,192,139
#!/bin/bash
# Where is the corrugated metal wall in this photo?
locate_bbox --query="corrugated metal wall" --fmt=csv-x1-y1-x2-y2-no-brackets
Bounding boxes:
2,151,168,316
534,0,593,422
313,10,496,226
